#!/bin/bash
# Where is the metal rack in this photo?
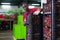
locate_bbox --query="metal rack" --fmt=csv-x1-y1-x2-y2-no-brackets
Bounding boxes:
0,19,13,30
43,0,56,40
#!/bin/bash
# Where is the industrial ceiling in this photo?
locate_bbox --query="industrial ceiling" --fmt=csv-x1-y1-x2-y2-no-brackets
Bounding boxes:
0,0,41,5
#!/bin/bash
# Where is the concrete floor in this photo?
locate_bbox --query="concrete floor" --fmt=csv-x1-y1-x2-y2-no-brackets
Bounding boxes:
0,30,13,40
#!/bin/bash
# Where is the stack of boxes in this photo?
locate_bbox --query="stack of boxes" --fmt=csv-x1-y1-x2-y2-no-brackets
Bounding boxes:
43,15,52,40
43,0,52,40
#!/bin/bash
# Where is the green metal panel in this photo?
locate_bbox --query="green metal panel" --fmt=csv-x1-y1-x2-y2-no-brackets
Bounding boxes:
13,15,26,39
18,15,26,39
18,15,23,24
13,24,22,39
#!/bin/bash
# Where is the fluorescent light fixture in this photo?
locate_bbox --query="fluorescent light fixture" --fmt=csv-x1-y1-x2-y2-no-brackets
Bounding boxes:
29,6,35,8
1,5,11,10
32,4,40,5
41,0,47,3
1,3,11,4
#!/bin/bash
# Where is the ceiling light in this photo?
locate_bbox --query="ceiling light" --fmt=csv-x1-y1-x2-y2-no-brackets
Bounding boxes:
1,3,11,4
41,0,47,3
29,6,35,8
32,4,40,5
1,5,11,10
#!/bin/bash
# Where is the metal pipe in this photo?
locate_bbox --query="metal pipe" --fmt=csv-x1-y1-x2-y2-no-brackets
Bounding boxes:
51,0,56,40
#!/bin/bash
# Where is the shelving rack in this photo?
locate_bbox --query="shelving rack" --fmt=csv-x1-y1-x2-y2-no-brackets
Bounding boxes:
43,0,55,40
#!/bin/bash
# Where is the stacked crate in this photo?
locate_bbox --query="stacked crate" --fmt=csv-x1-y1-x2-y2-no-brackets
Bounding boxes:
26,14,43,40
26,14,32,40
43,15,52,40
43,0,52,40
